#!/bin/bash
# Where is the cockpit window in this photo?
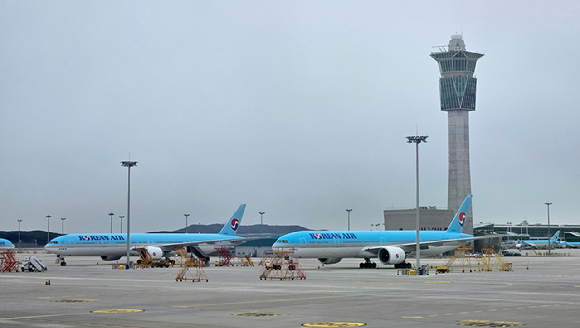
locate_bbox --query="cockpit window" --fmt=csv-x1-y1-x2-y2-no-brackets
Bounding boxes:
278,240,288,243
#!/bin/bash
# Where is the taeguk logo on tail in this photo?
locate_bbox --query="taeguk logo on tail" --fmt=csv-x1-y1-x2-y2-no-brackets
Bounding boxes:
458,212,466,227
230,218,240,231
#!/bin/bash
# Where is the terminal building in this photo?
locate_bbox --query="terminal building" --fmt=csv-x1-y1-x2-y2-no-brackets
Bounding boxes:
475,222,580,244
384,34,483,236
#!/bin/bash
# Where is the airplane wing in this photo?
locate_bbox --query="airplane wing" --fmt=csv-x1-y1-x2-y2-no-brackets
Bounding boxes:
153,237,262,252
362,235,502,254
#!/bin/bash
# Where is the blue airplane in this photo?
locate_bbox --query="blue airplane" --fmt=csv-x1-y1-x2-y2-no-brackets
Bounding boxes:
45,204,248,266
563,240,580,248
0,238,15,250
273,195,484,268
516,231,561,250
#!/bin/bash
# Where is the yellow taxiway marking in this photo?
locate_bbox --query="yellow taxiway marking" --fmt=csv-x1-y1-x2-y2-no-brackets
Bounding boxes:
173,294,367,308
401,316,423,319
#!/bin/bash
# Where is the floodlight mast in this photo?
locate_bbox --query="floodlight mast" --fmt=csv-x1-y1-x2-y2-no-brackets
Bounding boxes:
346,209,352,231
119,215,124,233
184,213,190,234
546,202,552,254
121,161,137,269
108,212,114,233
259,212,265,233
17,219,22,249
406,135,428,270
46,215,51,244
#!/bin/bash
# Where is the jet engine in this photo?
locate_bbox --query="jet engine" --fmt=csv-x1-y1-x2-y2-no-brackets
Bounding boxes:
377,246,406,265
101,255,122,261
145,246,164,260
317,258,342,265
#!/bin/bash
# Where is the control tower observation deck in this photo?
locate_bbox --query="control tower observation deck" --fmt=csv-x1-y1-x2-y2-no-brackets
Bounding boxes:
430,35,484,235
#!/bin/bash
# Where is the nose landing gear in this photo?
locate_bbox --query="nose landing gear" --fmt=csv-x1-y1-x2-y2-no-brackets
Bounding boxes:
56,255,67,266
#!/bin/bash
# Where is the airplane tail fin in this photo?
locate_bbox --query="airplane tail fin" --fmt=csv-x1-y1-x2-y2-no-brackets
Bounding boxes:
218,204,246,236
551,230,560,241
446,194,472,233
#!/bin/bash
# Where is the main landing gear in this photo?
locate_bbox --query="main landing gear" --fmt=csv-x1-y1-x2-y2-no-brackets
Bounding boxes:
359,258,377,269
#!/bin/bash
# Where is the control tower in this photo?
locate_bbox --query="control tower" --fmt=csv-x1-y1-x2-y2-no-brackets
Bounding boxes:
430,35,483,235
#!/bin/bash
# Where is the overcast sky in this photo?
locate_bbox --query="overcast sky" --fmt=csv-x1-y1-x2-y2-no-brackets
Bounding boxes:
1,1,579,234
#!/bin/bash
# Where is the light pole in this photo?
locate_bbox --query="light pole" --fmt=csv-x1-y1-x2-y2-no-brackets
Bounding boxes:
61,218,66,234
46,215,51,244
108,212,114,233
259,212,265,233
119,215,124,233
346,209,352,231
407,135,428,270
121,160,137,269
17,219,22,249
546,202,552,254
184,213,190,234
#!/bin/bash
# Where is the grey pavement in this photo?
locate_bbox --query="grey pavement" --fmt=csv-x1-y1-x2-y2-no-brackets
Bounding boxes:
1,250,579,327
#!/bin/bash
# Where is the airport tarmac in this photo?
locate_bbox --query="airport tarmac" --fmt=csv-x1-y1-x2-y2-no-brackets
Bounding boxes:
1,250,580,328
